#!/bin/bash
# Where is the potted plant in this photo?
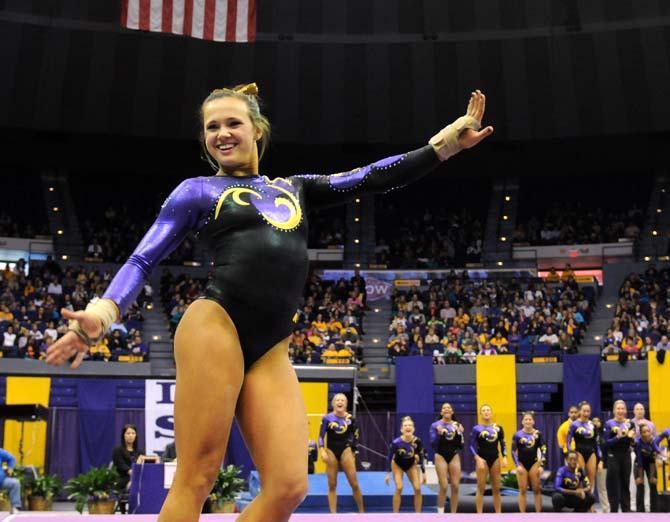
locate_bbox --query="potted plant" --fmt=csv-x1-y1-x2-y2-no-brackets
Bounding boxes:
0,490,10,512
208,465,245,513
501,472,519,490
27,474,61,511
65,466,120,514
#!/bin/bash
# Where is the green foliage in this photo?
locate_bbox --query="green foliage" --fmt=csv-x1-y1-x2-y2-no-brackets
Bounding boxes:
28,474,61,500
209,465,245,503
64,466,121,514
501,472,519,489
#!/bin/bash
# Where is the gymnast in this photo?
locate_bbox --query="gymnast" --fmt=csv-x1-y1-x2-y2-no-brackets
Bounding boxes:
45,84,493,521
470,404,508,514
634,423,660,512
605,400,636,512
385,416,426,513
512,411,547,513
318,393,364,513
566,400,601,504
430,402,464,513
552,450,595,513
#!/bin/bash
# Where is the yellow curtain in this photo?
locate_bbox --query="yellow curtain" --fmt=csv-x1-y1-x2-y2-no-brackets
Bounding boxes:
3,377,51,470
476,355,517,472
648,357,670,492
300,382,328,473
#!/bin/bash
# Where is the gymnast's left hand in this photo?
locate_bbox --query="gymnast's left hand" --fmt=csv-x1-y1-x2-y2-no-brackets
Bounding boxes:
457,90,494,149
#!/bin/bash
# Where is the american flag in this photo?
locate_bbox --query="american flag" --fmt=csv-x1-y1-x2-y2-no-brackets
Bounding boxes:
120,0,257,43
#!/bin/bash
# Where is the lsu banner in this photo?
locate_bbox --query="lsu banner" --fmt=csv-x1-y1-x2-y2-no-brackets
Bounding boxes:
476,355,517,472
145,379,176,457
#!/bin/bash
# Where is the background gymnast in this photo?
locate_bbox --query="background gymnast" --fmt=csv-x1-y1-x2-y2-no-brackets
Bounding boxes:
430,402,463,513
470,404,507,514
385,416,426,513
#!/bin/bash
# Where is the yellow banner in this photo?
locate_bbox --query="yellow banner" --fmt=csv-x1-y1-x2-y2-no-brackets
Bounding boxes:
3,377,51,470
476,355,517,472
300,382,328,473
648,358,670,492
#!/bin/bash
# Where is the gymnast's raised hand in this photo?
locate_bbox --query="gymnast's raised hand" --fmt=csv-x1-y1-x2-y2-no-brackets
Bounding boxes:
429,90,494,160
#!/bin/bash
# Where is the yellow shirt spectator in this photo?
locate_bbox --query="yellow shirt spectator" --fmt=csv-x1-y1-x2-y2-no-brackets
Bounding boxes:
557,416,576,454
90,340,111,361
328,319,343,333
490,336,508,350
340,326,359,336
561,267,576,281
336,349,352,364
545,268,560,282
321,346,339,364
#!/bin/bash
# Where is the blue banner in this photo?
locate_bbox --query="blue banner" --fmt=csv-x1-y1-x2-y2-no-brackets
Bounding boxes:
563,354,601,417
396,357,434,459
77,379,118,471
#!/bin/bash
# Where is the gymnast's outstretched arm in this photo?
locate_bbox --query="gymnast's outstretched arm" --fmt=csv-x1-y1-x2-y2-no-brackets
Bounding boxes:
46,178,204,368
292,90,494,212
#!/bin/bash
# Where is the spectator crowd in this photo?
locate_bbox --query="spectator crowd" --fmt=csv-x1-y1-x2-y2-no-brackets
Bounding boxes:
1,258,149,362
602,265,670,360
385,270,592,364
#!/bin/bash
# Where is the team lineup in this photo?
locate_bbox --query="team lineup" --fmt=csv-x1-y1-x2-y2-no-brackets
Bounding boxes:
317,397,670,514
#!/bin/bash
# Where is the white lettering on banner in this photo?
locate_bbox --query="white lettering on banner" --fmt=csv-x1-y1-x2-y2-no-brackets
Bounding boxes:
365,277,391,301
145,379,176,457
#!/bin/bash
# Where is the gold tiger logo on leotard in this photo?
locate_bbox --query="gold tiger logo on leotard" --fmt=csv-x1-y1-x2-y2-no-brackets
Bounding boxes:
329,420,348,435
214,179,302,231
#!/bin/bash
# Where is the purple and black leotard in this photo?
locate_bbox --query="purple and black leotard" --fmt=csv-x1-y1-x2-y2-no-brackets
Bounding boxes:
102,146,441,369
319,412,359,462
470,423,507,468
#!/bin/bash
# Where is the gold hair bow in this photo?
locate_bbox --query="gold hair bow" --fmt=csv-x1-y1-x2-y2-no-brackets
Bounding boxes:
235,82,259,96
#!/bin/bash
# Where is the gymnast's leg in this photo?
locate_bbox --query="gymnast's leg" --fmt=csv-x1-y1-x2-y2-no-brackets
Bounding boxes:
236,337,309,522
158,300,244,522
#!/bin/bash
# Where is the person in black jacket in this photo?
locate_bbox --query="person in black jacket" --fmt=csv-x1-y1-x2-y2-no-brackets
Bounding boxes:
111,424,146,513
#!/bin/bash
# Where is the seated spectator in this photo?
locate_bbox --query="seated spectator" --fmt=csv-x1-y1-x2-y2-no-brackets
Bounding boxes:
480,342,497,356
409,306,425,327
90,338,111,361
561,264,576,282
44,320,58,341
307,329,326,353
0,447,22,514
490,331,509,352
411,338,427,356
433,347,445,365
328,315,343,336
389,311,408,332
128,334,147,359
311,313,328,335
461,343,477,364
425,327,440,349
24,341,38,360
337,342,354,364
321,343,340,364
621,328,643,358
640,336,655,359
444,341,461,364
602,330,621,358
558,331,576,354
656,335,670,351
387,336,408,360
539,327,560,348
87,239,104,260
0,304,14,322
546,267,560,282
